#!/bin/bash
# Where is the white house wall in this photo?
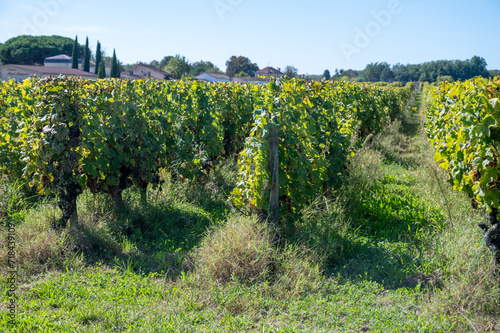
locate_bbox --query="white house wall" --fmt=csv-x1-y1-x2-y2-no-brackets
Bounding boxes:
0,66,33,81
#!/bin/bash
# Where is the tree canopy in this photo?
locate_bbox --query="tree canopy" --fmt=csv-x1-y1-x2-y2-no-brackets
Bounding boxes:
148,56,222,78
191,60,222,76
0,35,82,65
356,56,490,84
225,56,259,77
333,69,361,79
159,56,174,70
148,56,174,70
490,70,500,78
149,60,160,68
284,65,299,78
163,55,191,79
357,62,391,82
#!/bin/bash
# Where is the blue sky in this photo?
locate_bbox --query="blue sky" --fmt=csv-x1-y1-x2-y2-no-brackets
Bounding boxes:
1,0,499,74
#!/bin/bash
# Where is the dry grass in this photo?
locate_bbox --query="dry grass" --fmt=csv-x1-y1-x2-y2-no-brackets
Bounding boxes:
193,216,274,285
0,205,73,277
192,215,324,298
274,245,324,295
0,195,118,277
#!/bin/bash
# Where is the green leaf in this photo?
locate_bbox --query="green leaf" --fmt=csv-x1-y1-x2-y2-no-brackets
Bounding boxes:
107,176,120,187
483,114,496,128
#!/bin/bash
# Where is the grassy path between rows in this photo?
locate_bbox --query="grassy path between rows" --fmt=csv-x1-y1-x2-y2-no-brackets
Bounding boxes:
1,92,499,332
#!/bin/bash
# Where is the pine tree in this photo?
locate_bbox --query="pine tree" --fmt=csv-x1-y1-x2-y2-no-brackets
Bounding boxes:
83,37,90,72
97,61,106,79
71,35,79,69
110,49,121,78
95,41,101,74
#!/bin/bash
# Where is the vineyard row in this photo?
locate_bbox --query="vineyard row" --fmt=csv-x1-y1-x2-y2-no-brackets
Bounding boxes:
0,77,413,228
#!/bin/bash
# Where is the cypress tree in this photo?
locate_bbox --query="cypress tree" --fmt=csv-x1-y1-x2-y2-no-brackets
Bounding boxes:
97,61,106,79
110,49,120,78
323,69,331,80
83,37,90,72
95,41,101,74
71,35,79,69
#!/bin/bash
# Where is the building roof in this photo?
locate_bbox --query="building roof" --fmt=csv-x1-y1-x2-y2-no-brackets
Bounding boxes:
256,67,283,75
135,63,172,74
120,74,147,80
121,63,173,79
233,77,269,83
195,72,268,84
44,54,82,64
45,54,71,61
204,73,230,80
2,64,97,76
195,73,231,82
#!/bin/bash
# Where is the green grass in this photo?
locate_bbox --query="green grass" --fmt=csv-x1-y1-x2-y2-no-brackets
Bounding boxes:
0,268,465,332
1,92,500,332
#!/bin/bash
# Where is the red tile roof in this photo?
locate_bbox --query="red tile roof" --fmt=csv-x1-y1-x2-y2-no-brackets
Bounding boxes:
233,77,269,83
256,67,283,75
3,64,97,76
120,63,173,80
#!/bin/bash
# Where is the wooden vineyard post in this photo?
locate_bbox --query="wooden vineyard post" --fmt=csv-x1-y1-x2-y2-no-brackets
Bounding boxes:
268,122,279,227
70,210,79,233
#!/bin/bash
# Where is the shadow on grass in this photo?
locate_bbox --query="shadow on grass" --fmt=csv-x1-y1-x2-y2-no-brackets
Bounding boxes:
282,184,444,289
376,139,423,169
373,93,424,168
399,92,421,137
282,94,446,289
285,196,439,289
71,177,235,278
1,159,240,279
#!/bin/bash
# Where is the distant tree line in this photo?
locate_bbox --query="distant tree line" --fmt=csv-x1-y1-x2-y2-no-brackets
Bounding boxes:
489,70,500,77
330,56,492,84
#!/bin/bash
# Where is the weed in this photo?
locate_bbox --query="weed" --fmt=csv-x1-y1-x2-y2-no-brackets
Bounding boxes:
193,216,273,285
